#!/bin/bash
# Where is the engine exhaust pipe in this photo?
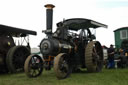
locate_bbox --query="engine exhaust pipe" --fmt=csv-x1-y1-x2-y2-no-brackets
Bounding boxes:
44,4,55,35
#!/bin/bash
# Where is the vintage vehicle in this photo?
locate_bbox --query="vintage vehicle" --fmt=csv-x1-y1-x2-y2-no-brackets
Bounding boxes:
116,40,128,68
24,4,107,79
113,27,128,68
0,24,36,73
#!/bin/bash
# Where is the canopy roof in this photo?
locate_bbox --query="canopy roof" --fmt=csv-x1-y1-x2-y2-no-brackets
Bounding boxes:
58,18,107,31
0,24,37,37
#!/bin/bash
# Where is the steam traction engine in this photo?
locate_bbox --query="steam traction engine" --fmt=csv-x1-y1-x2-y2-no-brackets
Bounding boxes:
24,4,107,79
0,25,36,73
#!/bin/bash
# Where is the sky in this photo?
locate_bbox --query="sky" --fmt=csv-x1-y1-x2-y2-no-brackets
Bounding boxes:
0,0,128,48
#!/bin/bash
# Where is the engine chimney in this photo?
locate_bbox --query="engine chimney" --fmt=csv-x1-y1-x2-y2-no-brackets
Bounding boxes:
44,4,55,35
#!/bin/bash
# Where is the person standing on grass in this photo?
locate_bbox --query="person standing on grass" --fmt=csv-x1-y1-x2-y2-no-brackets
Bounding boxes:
107,44,115,69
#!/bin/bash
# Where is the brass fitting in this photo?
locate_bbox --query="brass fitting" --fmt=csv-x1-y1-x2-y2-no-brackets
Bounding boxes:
45,4,55,9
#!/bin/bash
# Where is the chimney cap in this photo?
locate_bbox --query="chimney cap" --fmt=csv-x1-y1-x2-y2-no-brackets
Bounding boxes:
45,4,55,9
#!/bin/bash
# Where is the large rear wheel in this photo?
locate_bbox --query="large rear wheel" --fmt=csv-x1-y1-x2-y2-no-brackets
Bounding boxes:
85,41,103,72
6,46,30,73
24,54,43,78
54,53,71,79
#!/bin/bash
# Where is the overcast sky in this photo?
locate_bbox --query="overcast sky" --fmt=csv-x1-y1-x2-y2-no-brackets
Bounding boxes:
0,0,128,48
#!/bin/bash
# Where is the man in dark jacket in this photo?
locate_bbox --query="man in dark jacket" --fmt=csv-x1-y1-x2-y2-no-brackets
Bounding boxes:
107,44,115,68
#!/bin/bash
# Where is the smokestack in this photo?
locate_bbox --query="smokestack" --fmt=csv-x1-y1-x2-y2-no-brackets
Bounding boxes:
44,4,55,34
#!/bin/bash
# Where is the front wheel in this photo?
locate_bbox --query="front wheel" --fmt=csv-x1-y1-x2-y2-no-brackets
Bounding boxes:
24,54,43,78
54,53,71,79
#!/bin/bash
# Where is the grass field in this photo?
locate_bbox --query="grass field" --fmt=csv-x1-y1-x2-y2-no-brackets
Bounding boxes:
0,68,128,85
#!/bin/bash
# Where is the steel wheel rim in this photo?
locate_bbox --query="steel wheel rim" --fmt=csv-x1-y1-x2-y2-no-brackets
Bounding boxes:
58,55,69,74
54,53,71,79
27,55,43,77
85,41,103,72
92,43,103,70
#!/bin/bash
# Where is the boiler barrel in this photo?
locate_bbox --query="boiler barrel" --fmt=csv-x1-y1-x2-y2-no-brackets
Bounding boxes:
40,38,73,56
